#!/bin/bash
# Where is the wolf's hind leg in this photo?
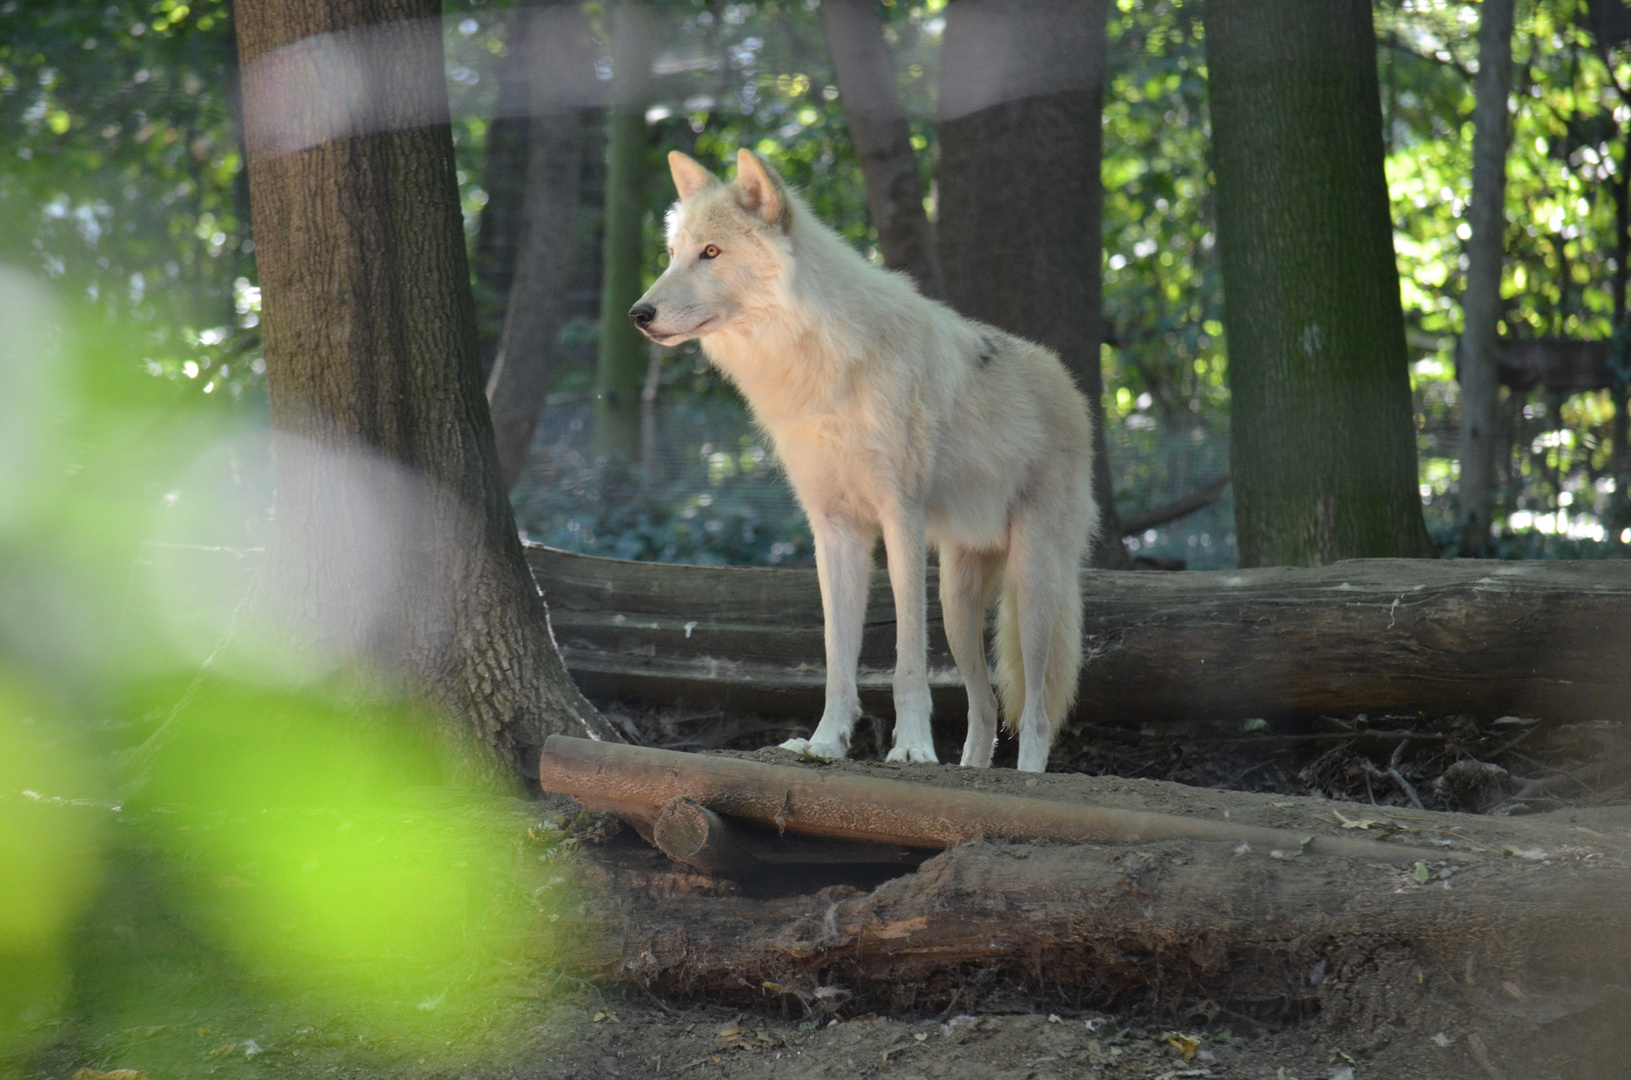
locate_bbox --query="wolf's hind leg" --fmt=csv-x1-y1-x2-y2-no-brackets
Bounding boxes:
882,504,938,763
941,544,1004,768
780,514,872,761
1005,541,1062,773
999,515,1083,773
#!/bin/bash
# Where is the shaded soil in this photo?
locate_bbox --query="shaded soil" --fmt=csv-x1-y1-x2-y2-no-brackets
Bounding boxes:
23,973,1520,1080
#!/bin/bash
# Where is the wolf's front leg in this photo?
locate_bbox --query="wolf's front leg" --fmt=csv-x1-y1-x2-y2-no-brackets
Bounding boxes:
881,505,938,763
780,515,872,761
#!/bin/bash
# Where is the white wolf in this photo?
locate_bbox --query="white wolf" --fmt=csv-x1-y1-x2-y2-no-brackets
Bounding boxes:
630,150,1096,772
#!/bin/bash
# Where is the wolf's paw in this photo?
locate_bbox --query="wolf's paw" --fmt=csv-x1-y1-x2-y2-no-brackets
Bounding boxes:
886,743,939,764
779,737,847,761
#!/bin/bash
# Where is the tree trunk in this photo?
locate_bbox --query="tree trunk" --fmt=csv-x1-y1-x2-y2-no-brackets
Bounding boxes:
235,0,619,784
485,2,593,491
1456,0,1515,557
821,0,944,299
936,0,1126,567
1205,0,1435,567
593,4,655,461
470,7,533,385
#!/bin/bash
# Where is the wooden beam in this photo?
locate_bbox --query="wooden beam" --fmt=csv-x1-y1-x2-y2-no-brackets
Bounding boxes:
538,736,1468,865
651,797,758,875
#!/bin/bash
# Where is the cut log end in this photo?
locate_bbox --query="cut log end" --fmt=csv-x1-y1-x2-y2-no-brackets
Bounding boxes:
652,796,712,860
652,796,757,874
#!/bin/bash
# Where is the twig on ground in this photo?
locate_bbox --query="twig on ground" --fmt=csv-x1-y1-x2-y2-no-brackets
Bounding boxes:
1359,742,1427,810
1118,475,1231,537
645,992,706,1019
1227,759,1283,787
1387,740,1428,810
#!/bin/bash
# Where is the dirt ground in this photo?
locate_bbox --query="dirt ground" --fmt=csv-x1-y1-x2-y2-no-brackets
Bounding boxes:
16,707,1631,1080
371,995,1472,1080
23,980,1504,1080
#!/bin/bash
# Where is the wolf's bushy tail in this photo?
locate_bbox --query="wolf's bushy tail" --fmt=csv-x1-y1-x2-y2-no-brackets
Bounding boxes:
993,564,1084,741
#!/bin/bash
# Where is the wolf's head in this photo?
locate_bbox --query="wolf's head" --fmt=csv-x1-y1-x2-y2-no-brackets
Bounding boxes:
628,149,793,346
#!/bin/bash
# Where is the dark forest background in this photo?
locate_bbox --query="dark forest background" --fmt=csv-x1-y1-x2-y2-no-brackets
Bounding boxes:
2,0,1628,571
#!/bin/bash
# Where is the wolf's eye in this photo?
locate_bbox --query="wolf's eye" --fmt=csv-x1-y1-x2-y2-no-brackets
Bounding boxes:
700,244,721,260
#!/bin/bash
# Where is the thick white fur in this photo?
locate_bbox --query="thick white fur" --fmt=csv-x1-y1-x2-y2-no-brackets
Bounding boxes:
633,150,1096,771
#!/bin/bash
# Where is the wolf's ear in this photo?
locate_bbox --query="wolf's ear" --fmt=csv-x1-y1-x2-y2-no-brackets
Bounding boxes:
668,152,716,202
734,149,789,229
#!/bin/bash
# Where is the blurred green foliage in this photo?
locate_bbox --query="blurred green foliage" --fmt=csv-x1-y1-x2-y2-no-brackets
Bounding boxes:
0,269,576,1075
0,678,102,1065
130,680,529,991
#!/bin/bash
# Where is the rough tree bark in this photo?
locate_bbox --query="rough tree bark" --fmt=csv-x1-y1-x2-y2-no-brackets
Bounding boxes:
821,0,944,298
1205,0,1436,567
594,4,655,461
235,0,619,783
936,0,1126,566
1456,0,1515,557
485,1,594,490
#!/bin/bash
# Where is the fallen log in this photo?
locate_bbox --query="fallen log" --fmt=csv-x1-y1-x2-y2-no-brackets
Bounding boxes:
527,544,1631,725
562,751,1631,1031
591,826,1631,1027
539,736,1470,865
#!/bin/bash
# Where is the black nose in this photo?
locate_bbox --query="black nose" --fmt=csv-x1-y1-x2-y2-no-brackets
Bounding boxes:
628,303,656,328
